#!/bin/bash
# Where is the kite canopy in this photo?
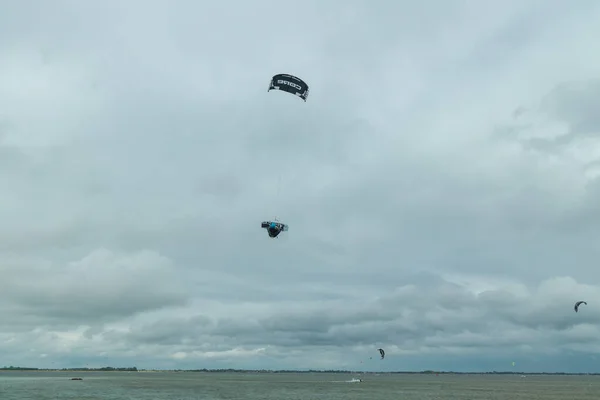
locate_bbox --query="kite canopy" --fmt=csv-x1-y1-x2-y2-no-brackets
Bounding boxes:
574,300,587,312
268,73,309,101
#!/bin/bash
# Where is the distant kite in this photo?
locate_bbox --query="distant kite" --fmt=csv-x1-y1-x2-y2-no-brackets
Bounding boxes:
574,301,587,312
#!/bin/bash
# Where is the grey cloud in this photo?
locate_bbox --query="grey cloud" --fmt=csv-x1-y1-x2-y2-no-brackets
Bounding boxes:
507,80,600,152
0,249,189,327
541,81,600,137
501,80,600,236
1,0,600,372
97,276,600,362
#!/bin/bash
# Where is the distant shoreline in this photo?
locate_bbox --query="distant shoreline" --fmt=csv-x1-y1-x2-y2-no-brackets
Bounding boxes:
1,367,599,375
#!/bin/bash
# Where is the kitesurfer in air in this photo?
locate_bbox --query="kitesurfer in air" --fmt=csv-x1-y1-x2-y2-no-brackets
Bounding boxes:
261,220,288,238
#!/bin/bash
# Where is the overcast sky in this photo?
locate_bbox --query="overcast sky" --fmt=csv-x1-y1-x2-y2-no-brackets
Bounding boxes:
1,0,600,373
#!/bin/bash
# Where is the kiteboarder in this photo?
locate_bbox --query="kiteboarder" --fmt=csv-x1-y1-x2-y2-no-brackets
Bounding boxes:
261,221,288,238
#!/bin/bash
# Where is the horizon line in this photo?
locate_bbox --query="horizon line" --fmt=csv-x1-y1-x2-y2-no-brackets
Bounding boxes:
1,367,599,375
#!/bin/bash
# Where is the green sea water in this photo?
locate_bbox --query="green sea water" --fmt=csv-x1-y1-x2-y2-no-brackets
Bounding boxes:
0,371,598,399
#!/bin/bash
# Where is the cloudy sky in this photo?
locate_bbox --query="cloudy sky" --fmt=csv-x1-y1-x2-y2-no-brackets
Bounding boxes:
1,0,600,373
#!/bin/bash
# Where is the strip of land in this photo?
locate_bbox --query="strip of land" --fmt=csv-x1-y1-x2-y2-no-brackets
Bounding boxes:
0,366,598,375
